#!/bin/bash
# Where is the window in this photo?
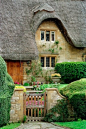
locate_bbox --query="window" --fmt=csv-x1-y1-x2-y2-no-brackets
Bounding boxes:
41,30,55,42
40,56,56,67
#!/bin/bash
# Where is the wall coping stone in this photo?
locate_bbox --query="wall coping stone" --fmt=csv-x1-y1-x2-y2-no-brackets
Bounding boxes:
14,88,24,91
45,88,65,99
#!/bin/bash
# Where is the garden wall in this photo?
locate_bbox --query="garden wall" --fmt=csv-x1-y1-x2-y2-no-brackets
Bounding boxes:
10,88,65,122
10,89,24,123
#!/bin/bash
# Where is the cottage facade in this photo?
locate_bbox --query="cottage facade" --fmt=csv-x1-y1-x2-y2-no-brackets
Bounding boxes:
0,0,86,84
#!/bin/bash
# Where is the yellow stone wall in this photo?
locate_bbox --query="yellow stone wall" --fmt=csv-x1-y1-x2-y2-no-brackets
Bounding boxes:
46,88,65,111
10,89,24,122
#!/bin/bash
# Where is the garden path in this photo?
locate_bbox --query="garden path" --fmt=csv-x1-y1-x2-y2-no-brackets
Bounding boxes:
15,122,70,129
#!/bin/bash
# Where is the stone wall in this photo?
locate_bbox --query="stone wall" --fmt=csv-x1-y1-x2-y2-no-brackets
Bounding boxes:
10,89,24,123
46,88,65,111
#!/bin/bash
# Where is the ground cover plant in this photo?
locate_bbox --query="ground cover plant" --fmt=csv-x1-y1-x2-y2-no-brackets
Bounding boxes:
0,123,21,129
55,120,86,129
55,62,86,83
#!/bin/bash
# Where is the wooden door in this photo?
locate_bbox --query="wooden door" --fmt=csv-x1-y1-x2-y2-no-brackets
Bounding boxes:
6,61,23,84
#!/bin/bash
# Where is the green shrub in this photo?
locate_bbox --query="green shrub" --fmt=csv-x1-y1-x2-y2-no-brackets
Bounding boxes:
23,115,27,123
0,56,14,127
60,79,86,120
8,84,15,96
60,79,86,98
70,92,86,119
55,62,86,83
23,82,30,86
5,73,14,84
44,99,69,122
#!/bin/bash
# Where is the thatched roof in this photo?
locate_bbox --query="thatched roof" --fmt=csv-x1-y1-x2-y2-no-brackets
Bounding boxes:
0,0,86,60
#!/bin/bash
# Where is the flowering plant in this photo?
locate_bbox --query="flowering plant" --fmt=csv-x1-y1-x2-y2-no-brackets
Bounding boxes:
15,85,26,92
14,81,20,85
51,73,61,77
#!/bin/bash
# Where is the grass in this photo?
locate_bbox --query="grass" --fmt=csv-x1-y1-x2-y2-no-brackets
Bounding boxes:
0,123,21,129
36,83,68,92
57,84,68,91
55,120,86,129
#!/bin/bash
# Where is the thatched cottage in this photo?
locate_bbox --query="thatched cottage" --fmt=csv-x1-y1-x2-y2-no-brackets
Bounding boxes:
0,0,86,84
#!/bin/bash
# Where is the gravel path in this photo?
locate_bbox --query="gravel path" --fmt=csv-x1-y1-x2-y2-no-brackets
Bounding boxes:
15,122,70,129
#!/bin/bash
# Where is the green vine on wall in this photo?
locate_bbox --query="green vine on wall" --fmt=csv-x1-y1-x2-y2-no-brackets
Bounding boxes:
47,40,62,54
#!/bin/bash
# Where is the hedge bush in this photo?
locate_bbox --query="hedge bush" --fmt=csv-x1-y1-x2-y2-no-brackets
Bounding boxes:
55,62,86,83
5,73,14,84
60,79,86,119
44,99,69,122
0,56,14,127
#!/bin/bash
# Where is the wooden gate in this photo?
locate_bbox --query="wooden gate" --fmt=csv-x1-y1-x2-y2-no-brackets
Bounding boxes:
6,61,23,84
23,93,47,121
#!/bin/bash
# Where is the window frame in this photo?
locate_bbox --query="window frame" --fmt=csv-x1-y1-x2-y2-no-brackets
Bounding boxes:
40,55,57,67
40,30,56,42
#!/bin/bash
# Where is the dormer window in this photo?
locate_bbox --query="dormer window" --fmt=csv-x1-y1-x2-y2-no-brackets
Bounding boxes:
41,30,55,42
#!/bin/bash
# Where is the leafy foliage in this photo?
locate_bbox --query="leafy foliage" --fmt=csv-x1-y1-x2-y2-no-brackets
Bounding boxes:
23,82,30,86
5,73,14,84
43,99,69,122
55,62,86,83
0,56,14,127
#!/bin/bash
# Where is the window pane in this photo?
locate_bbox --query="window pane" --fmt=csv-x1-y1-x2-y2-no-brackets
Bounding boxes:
51,32,55,41
46,57,50,67
41,31,44,40
46,31,50,41
51,57,55,67
41,57,44,67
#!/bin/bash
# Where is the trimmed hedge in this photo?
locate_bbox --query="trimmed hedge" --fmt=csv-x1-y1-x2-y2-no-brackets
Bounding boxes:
60,79,86,119
0,56,14,127
55,62,86,83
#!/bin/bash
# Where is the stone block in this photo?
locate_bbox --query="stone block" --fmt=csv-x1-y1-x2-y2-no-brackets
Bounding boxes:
14,91,19,96
10,110,15,115
11,99,15,103
12,97,19,100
